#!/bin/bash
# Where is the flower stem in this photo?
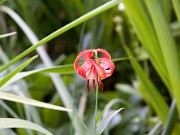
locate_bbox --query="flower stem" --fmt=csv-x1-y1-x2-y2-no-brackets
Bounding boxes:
94,81,99,135
94,50,99,135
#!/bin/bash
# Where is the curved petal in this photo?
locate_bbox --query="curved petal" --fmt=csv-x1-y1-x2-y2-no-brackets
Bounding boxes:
74,49,93,71
98,58,115,77
84,51,94,61
92,60,106,81
77,60,93,79
96,49,111,60
86,65,96,79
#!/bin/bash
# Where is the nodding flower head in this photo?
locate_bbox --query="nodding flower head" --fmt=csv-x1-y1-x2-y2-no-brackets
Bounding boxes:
74,49,115,92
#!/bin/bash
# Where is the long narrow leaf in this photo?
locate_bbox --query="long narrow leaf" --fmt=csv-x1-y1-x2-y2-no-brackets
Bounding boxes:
0,118,53,135
124,0,170,90
0,55,38,87
145,0,180,115
0,91,72,112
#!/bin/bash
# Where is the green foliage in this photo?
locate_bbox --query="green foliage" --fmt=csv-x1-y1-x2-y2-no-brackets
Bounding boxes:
1,0,180,134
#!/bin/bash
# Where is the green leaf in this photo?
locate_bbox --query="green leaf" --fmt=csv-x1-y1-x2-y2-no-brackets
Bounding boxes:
0,91,72,112
124,0,170,90
0,118,53,135
97,108,123,135
0,55,38,87
145,0,180,117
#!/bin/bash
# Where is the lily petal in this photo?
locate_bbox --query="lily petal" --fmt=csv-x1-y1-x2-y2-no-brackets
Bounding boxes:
77,60,93,79
96,49,111,59
92,60,107,81
98,58,115,77
74,49,93,71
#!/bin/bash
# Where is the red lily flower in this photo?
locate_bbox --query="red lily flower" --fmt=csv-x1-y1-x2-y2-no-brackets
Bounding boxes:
74,49,115,92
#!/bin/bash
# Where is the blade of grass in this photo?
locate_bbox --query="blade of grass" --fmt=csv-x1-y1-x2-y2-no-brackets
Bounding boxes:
0,118,53,135
0,0,121,72
0,55,38,87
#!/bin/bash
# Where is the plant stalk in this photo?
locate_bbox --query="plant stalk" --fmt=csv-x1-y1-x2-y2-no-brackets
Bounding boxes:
94,50,99,135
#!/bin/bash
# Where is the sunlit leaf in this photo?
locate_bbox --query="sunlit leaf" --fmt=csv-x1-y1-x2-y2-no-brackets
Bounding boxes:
0,91,72,112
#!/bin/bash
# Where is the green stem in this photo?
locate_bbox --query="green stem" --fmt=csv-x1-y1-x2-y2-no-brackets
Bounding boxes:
0,0,121,73
94,50,99,135
94,82,99,135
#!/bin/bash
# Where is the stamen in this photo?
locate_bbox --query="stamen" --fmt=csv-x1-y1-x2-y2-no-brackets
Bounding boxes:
87,80,90,92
